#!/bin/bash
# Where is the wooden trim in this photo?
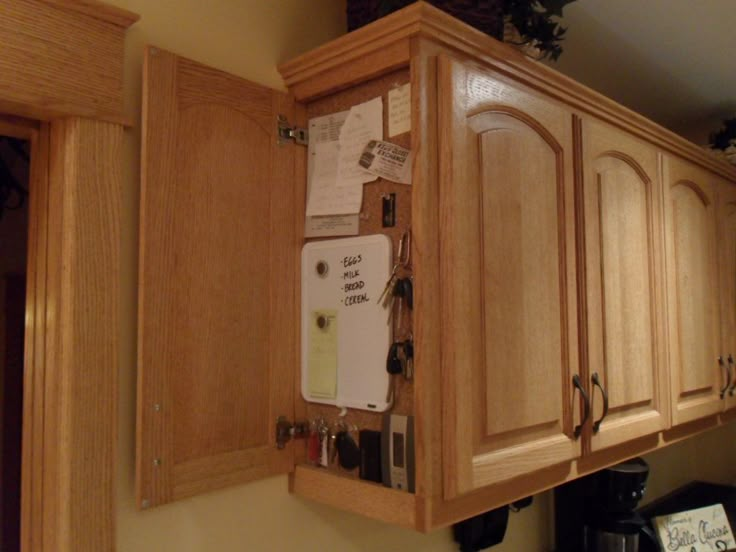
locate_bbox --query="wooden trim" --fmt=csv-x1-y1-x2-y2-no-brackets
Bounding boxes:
0,116,39,140
0,1,133,550
0,0,136,124
290,466,417,530
40,118,122,551
40,0,139,27
409,37,442,531
280,1,736,182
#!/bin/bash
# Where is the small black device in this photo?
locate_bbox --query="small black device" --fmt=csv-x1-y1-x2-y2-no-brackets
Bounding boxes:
359,429,382,483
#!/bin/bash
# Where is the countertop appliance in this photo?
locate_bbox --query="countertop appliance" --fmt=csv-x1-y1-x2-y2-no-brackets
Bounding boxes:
555,457,657,552
582,457,656,552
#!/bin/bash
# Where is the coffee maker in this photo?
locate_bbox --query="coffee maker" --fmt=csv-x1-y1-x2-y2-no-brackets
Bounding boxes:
582,457,656,552
555,457,658,552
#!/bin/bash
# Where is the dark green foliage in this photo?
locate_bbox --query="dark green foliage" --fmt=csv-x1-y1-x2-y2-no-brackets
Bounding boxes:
504,0,576,61
359,0,576,61
709,117,736,151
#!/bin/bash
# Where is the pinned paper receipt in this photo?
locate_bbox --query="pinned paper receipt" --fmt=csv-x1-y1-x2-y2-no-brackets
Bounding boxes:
359,140,412,185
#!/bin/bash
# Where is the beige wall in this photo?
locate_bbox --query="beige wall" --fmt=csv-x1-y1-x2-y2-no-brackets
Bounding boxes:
107,1,736,550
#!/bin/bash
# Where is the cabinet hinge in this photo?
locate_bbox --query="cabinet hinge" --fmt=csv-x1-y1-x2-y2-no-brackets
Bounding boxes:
277,115,308,146
275,416,309,449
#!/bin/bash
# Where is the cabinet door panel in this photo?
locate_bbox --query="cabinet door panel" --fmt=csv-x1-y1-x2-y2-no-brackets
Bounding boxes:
581,120,668,451
137,47,296,508
718,183,736,409
663,157,723,425
440,58,579,498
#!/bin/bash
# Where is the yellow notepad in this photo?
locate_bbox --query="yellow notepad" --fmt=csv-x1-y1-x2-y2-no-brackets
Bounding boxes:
308,309,338,399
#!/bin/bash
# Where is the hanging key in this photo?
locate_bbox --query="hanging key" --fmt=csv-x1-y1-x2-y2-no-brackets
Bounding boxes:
386,341,404,402
402,277,413,311
328,425,340,465
391,277,414,330
386,341,404,375
319,422,329,467
377,229,411,307
308,419,321,465
403,336,414,380
336,431,361,470
388,277,405,326
377,268,399,306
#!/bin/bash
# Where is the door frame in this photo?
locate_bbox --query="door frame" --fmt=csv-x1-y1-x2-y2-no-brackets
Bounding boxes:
0,2,138,551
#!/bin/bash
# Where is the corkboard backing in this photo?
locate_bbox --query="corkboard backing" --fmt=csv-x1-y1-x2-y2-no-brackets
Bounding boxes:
298,68,414,479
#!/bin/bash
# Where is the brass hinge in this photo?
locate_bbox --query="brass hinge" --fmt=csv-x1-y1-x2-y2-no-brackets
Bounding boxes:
277,115,308,146
275,416,309,449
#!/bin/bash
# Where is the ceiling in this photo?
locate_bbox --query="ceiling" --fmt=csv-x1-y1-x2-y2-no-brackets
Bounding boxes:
549,0,735,145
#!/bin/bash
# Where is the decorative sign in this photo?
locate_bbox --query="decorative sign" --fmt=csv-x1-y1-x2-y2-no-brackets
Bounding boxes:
653,504,734,552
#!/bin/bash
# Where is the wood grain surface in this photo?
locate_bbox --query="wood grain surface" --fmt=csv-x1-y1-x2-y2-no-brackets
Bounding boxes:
663,155,723,425
282,6,736,528
42,118,122,552
280,1,736,182
580,117,669,452
438,55,580,498
0,0,135,124
137,47,297,509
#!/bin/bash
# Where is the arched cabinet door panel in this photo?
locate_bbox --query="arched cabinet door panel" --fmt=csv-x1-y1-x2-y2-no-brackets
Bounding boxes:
580,119,669,452
662,156,723,426
439,57,580,498
137,47,297,508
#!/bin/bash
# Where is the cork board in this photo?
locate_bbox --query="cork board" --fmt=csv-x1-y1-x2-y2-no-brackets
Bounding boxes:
297,68,414,476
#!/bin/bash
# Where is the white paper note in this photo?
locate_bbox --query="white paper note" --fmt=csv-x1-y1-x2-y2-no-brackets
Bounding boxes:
305,215,359,238
336,96,383,187
388,83,411,137
304,111,363,223
311,111,348,143
306,141,364,216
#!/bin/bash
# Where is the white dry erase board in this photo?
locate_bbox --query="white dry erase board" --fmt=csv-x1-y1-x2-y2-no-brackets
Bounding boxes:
301,234,392,411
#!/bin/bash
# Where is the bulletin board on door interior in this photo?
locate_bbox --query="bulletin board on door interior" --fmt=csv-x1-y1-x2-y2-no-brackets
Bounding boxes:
295,67,414,475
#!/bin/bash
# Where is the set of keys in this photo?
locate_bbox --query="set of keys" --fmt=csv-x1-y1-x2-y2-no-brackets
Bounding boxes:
379,229,415,403
307,418,360,471
387,336,414,379
378,229,411,326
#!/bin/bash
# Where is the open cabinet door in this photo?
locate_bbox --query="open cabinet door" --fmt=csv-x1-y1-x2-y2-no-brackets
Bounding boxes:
137,47,298,508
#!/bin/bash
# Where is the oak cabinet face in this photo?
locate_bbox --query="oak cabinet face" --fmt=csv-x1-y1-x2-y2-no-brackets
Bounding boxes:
580,119,668,451
663,158,723,425
136,6,736,530
440,58,580,498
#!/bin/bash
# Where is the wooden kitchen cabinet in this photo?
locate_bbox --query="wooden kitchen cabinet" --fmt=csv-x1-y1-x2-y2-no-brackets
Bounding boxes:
438,56,581,499
579,117,669,452
662,156,724,426
136,2,736,531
